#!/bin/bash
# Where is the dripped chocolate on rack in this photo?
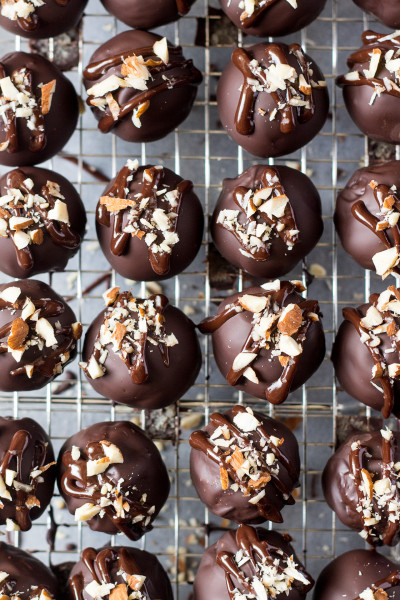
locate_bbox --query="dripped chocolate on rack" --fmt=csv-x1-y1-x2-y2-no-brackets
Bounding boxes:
238,0,297,28
232,43,326,136
97,161,191,276
0,0,70,32
216,165,299,262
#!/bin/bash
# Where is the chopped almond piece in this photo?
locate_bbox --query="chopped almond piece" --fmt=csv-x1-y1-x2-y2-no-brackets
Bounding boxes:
220,466,229,490
99,196,136,212
230,447,244,471
109,584,128,600
103,286,120,306
361,468,373,499
72,322,82,340
25,495,40,509
112,321,127,349
106,92,120,121
247,473,271,490
369,180,378,190
127,575,146,591
383,195,395,210
0,140,9,152
389,285,400,302
387,321,397,336
277,303,302,336
279,355,290,367
8,318,29,351
375,589,388,600
41,79,56,115
31,229,44,245
9,216,34,230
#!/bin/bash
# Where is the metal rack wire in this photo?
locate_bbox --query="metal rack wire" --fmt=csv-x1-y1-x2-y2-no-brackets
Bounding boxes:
0,0,398,597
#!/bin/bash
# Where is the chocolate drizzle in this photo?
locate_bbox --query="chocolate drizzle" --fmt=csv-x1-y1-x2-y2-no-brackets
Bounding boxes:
2,0,71,32
97,164,191,275
352,572,400,600
190,405,298,522
232,43,323,135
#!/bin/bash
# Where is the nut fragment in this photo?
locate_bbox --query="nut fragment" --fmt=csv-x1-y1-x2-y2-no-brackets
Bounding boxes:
41,79,56,115
127,575,146,591
103,286,120,306
109,584,128,600
74,502,102,521
100,196,136,212
277,303,302,336
238,294,268,313
220,466,229,490
7,318,29,350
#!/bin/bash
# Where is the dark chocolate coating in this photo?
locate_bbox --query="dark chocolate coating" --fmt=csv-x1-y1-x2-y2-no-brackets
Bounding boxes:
353,0,400,29
0,542,59,598
335,161,400,273
208,286,325,400
0,279,80,392
0,166,86,279
194,527,311,600
83,30,202,144
68,546,173,600
0,0,87,39
0,416,55,530
313,549,400,600
217,42,329,159
323,430,400,546
100,0,195,30
0,52,78,167
332,301,400,417
57,420,170,540
97,165,204,281
212,164,323,279
82,299,202,409
190,407,300,523
219,0,327,38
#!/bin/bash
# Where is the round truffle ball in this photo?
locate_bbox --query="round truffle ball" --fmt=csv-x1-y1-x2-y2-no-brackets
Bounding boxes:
68,546,173,600
199,281,325,404
332,285,400,419
0,52,79,167
58,420,170,540
212,164,323,279
352,0,400,29
335,161,400,278
323,428,400,546
337,31,400,144
0,416,55,531
100,0,195,30
189,405,300,523
0,279,82,392
0,0,87,39
0,542,59,599
194,525,314,600
81,288,202,409
313,549,400,600
83,30,202,144
219,0,327,38
217,42,329,158
97,161,203,281
0,166,86,279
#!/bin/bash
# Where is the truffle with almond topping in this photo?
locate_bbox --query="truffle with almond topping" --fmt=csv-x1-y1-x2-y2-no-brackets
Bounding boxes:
323,428,400,547
100,0,195,30
212,164,323,279
217,41,329,158
68,545,173,600
58,420,170,540
337,30,400,144
190,405,300,523
332,285,400,419
0,541,59,599
0,416,56,532
83,29,202,144
198,281,325,404
353,1,400,36
96,160,203,281
0,51,79,166
0,0,87,40
80,288,201,409
0,166,86,279
335,161,400,279
219,0,327,38
194,524,314,600
0,279,82,392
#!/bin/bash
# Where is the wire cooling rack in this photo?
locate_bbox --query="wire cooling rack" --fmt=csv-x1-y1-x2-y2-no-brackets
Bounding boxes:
1,0,400,597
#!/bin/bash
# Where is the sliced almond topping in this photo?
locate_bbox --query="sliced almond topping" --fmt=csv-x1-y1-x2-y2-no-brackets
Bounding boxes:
277,303,302,336
361,468,373,499
111,321,126,349
153,37,169,64
220,466,229,490
105,92,120,121
103,286,120,306
8,318,29,350
109,584,128,600
232,352,257,371
0,286,21,304
230,447,245,471
31,229,44,245
41,79,56,115
9,216,34,230
387,321,397,336
100,196,136,212
238,294,268,313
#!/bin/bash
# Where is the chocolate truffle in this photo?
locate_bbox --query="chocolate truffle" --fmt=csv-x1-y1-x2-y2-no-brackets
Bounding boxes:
313,549,400,600
212,164,323,279
194,524,314,600
217,42,329,158
0,416,55,532
83,30,202,144
80,287,202,409
323,428,400,546
219,0,327,38
199,281,325,404
0,0,87,40
353,0,400,30
100,0,195,30
0,542,59,598
337,30,400,144
189,405,300,523
0,279,82,392
0,166,86,279
0,51,79,167
58,420,170,540
68,546,173,600
335,161,400,279
332,285,400,419
96,160,203,281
